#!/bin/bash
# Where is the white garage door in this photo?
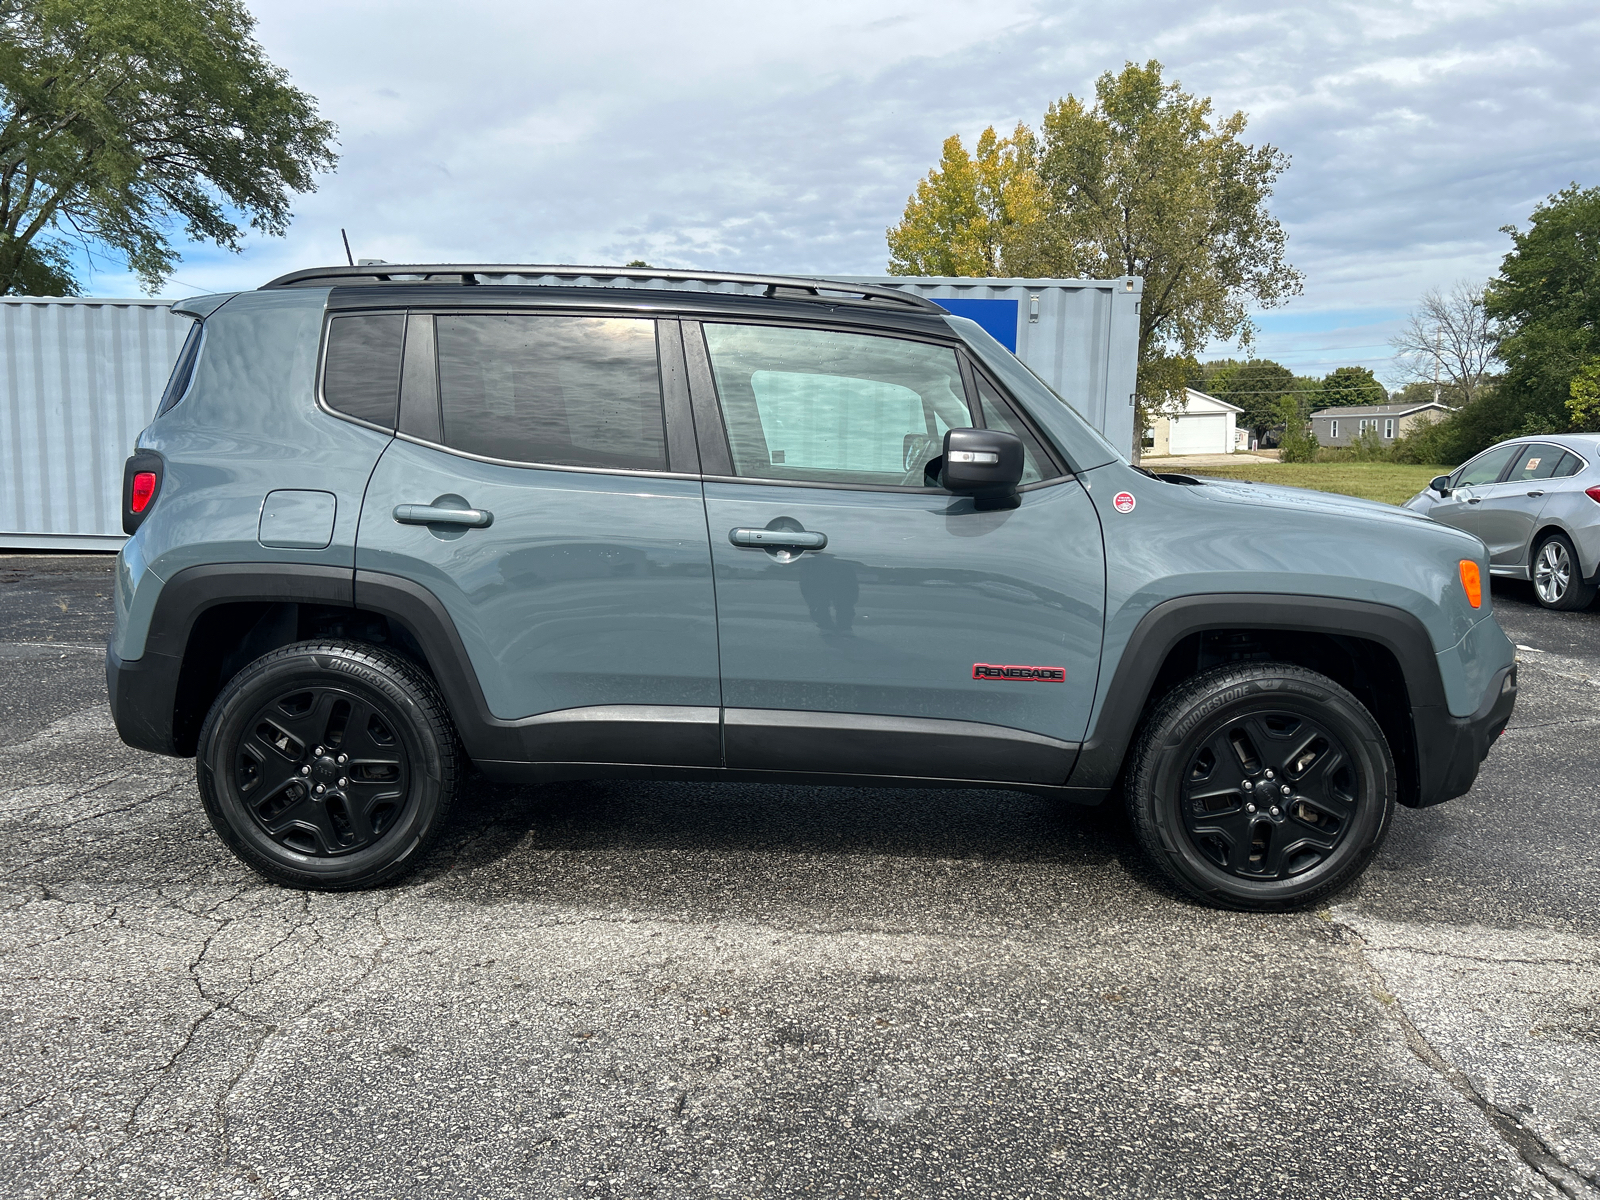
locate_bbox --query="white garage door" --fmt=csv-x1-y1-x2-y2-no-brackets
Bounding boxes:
1169,414,1226,455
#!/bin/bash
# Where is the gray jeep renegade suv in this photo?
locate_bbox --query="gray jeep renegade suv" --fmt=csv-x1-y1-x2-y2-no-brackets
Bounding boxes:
107,265,1517,910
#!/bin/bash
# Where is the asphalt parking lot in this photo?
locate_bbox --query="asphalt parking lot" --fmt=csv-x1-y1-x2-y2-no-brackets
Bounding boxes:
2,553,1597,1199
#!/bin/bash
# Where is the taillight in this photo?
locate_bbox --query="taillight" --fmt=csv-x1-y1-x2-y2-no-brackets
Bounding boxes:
1586,485,1600,504
1459,559,1482,609
130,472,157,513
122,452,163,534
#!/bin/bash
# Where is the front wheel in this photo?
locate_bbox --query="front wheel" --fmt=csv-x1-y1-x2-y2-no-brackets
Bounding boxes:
1532,532,1597,611
196,640,459,890
1126,663,1395,911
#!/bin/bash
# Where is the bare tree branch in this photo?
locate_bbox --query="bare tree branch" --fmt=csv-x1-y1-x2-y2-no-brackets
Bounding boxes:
1390,281,1498,406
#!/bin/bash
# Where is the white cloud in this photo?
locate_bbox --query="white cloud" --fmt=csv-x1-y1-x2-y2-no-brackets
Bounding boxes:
78,0,1600,384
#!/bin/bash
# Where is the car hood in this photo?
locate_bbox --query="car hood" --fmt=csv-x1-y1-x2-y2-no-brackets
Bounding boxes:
1162,474,1436,528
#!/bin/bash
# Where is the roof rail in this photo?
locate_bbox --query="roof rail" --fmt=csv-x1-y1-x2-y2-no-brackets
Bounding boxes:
259,264,946,313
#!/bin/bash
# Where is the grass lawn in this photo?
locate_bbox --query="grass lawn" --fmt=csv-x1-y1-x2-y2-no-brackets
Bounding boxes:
1176,462,1450,506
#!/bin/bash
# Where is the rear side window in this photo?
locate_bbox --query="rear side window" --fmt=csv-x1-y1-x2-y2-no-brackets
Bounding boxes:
435,315,666,470
155,322,203,416
324,313,405,428
1453,444,1518,487
1552,452,1585,478
1504,443,1565,483
703,323,993,487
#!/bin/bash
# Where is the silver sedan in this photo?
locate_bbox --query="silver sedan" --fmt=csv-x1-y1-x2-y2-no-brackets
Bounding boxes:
1404,434,1600,611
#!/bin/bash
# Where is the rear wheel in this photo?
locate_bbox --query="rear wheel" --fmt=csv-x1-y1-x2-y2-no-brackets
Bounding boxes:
1532,532,1597,611
1126,662,1395,911
196,640,458,890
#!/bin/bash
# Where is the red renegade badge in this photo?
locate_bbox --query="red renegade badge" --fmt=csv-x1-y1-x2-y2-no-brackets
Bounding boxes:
972,663,1066,683
1112,491,1136,513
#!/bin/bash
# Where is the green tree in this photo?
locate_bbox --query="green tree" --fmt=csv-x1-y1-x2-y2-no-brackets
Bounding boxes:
1484,184,1600,437
886,124,1042,277
1319,366,1387,408
1276,395,1318,462
1213,358,1294,437
0,0,338,294
886,61,1302,458
1570,358,1600,432
1012,62,1301,451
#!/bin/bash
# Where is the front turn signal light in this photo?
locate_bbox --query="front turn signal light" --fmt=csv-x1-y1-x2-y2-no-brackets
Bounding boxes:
1459,559,1482,609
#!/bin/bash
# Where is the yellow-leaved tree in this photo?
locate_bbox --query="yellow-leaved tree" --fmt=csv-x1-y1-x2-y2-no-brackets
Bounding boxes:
887,62,1302,458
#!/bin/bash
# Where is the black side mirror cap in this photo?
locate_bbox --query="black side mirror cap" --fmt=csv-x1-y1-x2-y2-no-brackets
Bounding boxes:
1430,475,1452,496
939,427,1024,499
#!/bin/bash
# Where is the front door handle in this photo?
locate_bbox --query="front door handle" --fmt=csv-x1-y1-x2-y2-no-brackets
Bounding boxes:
729,526,827,550
1466,496,1482,504
394,503,494,528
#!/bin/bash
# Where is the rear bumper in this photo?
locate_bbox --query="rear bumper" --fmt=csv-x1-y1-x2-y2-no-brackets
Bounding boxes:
106,644,185,757
1409,663,1516,807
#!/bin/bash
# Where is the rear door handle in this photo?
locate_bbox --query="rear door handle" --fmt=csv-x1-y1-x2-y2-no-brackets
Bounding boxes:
729,527,827,550
1526,490,1545,498
394,503,494,528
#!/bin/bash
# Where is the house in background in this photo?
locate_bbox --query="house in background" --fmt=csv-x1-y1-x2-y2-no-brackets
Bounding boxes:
1309,400,1454,447
1143,388,1245,457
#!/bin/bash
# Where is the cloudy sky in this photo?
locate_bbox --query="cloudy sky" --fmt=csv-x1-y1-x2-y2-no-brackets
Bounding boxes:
78,0,1600,386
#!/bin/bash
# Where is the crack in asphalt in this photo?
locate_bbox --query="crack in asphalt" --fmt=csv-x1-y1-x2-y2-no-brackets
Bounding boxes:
1335,921,1600,1199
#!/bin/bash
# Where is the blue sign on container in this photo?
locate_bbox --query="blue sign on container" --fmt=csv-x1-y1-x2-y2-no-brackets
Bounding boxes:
936,298,1018,352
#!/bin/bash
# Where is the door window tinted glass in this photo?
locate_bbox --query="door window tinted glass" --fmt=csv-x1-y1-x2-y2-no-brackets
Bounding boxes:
324,313,405,428
436,315,665,470
975,374,1050,484
704,323,988,487
1505,443,1565,483
1453,444,1518,487
1552,452,1585,478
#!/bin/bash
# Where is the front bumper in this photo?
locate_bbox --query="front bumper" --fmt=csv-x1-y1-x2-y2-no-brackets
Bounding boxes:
1408,663,1517,807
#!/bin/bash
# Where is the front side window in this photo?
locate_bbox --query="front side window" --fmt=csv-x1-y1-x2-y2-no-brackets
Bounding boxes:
436,315,665,471
324,313,404,428
1453,443,1519,487
702,323,1047,487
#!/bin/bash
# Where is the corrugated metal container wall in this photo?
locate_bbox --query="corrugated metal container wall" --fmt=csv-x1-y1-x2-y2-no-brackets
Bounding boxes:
831,277,1143,459
1,298,191,550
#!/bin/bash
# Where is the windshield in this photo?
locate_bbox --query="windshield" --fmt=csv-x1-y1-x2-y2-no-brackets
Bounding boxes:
942,314,1123,471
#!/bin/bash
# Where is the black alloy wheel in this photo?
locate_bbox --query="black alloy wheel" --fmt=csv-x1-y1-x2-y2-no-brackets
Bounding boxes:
1126,662,1395,911
197,641,458,890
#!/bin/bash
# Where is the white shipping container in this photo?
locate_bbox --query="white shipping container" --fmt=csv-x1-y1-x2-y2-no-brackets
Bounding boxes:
2,297,193,550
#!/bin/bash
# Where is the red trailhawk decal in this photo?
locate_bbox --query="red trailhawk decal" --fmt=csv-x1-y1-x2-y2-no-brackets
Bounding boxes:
972,663,1066,683
1112,491,1136,513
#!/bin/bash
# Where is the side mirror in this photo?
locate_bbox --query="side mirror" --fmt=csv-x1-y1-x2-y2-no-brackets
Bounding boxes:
1430,475,1453,497
937,427,1024,500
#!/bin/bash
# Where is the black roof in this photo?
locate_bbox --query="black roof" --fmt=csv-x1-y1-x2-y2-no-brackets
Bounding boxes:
262,263,945,314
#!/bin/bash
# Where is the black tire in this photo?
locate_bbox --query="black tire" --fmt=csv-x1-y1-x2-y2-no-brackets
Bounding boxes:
1125,662,1395,911
196,640,459,890
1531,532,1598,611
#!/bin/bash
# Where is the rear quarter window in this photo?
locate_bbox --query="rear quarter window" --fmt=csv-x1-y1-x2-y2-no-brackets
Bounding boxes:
155,322,203,416
323,313,405,428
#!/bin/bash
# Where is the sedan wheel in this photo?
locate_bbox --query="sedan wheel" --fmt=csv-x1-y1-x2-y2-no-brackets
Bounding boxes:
1532,533,1598,611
